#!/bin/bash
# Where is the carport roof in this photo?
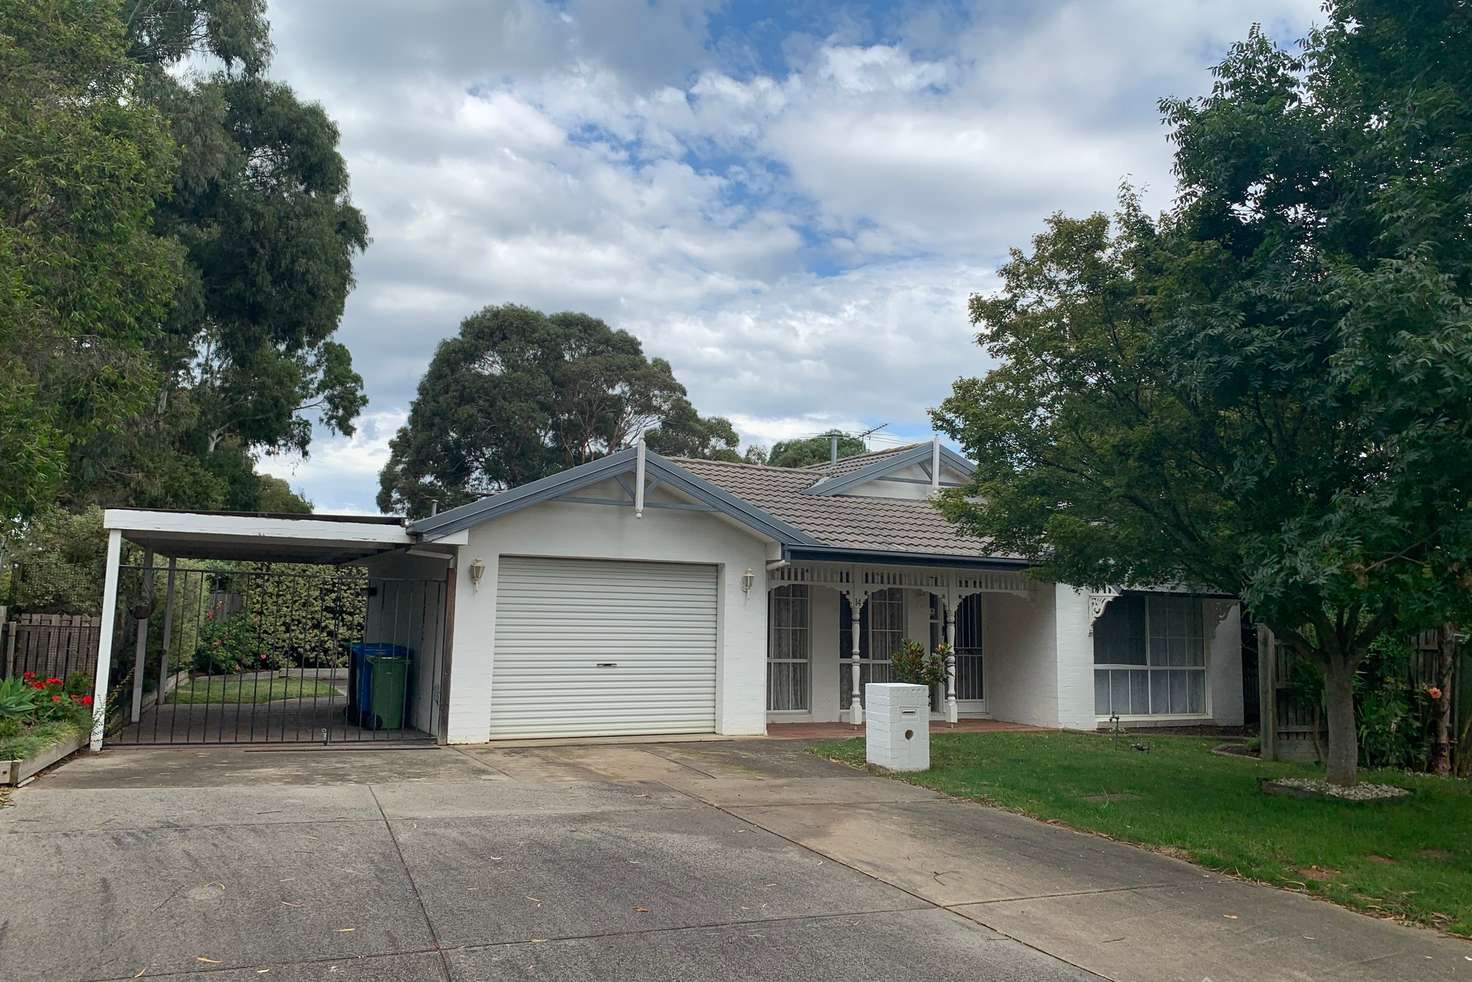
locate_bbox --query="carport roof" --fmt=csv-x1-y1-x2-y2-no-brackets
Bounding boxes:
102,508,463,564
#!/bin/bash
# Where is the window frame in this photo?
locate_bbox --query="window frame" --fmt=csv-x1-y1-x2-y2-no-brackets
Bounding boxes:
767,584,811,713
1093,594,1209,719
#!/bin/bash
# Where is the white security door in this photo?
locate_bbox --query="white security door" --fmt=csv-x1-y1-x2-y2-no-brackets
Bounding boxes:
490,557,719,738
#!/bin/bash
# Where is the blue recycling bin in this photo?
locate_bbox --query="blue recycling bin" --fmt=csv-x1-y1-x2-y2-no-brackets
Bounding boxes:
349,643,409,725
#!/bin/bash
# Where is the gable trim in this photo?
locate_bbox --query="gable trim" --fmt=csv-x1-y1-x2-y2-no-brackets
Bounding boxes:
803,443,976,497
408,447,819,545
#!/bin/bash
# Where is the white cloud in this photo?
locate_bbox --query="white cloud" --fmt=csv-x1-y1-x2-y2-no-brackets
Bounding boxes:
256,410,408,513
260,0,1322,512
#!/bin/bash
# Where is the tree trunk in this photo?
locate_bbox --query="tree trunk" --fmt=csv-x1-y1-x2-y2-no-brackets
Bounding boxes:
1322,659,1358,786
1429,626,1455,777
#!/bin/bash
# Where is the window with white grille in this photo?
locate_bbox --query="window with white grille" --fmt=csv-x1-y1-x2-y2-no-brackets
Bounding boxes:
1093,594,1206,716
767,585,810,711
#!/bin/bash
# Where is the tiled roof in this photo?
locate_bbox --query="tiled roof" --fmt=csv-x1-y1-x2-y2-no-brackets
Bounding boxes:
800,443,924,477
672,456,1007,559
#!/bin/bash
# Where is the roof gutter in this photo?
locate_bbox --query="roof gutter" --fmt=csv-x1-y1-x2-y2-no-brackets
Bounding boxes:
782,545,1033,570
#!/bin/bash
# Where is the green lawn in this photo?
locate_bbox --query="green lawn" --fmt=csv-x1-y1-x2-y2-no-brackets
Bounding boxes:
813,730,1472,937
166,677,340,705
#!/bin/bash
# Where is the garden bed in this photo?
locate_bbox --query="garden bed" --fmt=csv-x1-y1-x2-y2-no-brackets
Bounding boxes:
1,724,87,786
0,672,95,785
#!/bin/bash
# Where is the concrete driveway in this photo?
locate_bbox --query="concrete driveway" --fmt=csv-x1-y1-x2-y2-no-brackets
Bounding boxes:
1,740,1466,982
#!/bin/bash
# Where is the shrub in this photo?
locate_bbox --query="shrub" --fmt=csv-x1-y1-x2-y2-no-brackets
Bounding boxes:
0,677,39,719
1356,635,1432,770
890,640,947,689
193,611,283,675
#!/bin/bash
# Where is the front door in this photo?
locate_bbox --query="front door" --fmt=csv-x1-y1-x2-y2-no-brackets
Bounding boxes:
930,593,985,715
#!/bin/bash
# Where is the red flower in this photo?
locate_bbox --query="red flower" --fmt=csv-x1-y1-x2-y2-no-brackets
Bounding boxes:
51,694,62,702
1427,686,1443,701
44,677,62,685
79,695,94,706
31,682,46,690
22,671,34,680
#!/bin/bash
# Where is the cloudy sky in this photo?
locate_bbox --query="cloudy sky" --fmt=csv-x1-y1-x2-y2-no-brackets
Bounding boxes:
256,0,1318,513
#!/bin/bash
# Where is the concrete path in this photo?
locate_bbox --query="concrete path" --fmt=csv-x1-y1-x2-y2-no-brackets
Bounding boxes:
1,741,1466,982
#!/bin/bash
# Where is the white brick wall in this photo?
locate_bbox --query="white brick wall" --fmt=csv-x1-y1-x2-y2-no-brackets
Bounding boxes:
1052,586,1099,729
981,587,1059,726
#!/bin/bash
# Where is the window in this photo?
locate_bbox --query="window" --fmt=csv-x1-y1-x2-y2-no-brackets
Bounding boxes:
1093,595,1206,716
767,585,810,711
838,588,905,707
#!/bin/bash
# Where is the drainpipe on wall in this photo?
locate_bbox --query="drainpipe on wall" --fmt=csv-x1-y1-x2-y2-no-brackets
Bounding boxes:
931,435,941,493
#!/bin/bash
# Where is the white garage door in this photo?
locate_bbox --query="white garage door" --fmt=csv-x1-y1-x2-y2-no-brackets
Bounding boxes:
490,556,719,738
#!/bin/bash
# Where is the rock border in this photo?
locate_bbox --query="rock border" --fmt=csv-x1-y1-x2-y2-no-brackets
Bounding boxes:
1259,776,1410,802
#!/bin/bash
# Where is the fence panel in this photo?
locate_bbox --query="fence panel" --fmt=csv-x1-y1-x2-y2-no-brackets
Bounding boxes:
1,613,101,684
1260,626,1468,770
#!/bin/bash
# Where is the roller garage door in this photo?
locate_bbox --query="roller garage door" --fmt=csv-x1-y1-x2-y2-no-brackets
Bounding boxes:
490,557,719,738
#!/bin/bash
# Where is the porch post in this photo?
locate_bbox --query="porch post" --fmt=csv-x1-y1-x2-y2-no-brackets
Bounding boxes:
846,591,865,725
943,596,958,724
89,529,123,751
129,549,154,723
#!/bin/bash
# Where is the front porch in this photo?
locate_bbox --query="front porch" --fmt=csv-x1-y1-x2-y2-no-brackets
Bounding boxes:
764,560,1052,727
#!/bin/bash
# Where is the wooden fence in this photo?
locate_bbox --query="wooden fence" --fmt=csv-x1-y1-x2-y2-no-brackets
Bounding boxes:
1260,626,1468,772
1,609,101,684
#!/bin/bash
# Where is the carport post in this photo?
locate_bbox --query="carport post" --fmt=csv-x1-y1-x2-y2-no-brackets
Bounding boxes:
90,529,123,751
154,558,176,706
129,549,154,722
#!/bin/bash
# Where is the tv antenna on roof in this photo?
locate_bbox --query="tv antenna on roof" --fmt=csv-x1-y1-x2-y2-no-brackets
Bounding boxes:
827,423,887,464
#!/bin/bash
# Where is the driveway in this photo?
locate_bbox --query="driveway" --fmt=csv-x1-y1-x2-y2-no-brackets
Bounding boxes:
0,740,1465,982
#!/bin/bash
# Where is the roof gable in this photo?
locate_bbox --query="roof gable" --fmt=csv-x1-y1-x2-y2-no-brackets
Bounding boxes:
407,447,818,545
803,443,974,497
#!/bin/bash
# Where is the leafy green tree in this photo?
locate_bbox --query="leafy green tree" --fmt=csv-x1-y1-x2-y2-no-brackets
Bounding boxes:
0,0,184,528
379,305,735,516
643,409,741,461
766,434,868,469
61,0,367,513
2,507,108,615
934,7,1472,786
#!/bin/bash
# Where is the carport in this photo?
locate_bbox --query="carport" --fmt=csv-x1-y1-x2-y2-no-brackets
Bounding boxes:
89,509,465,750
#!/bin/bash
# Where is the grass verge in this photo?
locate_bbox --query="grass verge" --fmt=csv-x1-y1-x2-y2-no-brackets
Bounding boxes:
167,677,340,705
812,730,1472,937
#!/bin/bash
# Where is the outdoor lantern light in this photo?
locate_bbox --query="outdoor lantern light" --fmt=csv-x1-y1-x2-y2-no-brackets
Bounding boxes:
469,558,486,588
741,567,755,593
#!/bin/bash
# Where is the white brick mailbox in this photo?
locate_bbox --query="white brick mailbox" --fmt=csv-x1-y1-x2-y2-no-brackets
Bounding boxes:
864,682,930,771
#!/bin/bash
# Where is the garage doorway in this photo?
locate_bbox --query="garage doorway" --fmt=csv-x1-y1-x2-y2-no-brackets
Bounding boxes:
490,556,718,739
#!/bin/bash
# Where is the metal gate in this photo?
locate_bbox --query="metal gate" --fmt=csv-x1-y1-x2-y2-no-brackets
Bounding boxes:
102,563,449,746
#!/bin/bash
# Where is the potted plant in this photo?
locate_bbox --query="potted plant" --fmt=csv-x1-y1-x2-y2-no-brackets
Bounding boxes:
890,640,947,707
